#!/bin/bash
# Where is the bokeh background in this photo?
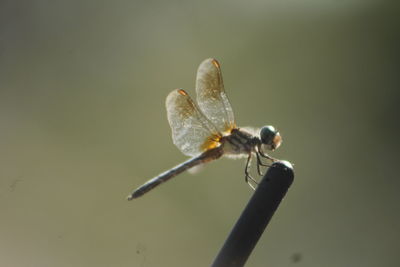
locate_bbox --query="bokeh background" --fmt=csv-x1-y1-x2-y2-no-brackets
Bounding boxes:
1,0,399,266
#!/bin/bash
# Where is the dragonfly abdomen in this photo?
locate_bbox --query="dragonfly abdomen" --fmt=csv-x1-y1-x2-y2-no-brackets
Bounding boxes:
128,146,223,199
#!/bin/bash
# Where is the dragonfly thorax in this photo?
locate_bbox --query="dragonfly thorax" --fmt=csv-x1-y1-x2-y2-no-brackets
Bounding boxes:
221,128,260,157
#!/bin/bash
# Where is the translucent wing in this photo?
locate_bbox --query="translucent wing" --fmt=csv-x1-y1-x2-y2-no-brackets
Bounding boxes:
166,89,221,157
196,58,236,134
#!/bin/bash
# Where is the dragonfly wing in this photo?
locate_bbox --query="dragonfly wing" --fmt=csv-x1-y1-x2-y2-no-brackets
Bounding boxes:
196,58,236,134
166,89,221,157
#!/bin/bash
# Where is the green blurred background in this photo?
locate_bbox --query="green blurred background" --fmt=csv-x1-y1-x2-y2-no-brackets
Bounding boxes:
1,0,399,266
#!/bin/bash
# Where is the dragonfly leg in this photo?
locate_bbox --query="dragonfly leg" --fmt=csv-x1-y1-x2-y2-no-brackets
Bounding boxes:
258,147,278,162
256,152,270,176
245,153,258,190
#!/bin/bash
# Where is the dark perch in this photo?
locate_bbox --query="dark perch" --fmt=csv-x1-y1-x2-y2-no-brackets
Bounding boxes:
211,161,294,267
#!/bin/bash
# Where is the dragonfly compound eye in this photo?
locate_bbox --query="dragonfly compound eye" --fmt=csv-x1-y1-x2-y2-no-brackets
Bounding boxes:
260,126,282,150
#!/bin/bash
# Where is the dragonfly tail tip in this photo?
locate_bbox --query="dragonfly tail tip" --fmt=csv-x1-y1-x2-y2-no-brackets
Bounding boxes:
127,194,136,201
127,190,143,200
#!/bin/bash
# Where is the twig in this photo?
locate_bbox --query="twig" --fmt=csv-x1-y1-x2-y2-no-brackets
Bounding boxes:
211,161,294,267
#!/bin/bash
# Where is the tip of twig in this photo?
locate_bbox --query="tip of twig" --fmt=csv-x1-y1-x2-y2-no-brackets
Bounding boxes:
274,160,294,170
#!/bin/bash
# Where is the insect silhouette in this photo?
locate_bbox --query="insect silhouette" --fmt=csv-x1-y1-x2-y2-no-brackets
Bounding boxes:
127,58,282,200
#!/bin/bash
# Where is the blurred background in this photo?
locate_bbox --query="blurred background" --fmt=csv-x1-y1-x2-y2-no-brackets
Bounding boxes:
1,0,399,266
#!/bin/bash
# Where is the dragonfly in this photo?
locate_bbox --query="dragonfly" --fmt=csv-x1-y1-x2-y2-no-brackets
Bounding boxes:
127,58,282,200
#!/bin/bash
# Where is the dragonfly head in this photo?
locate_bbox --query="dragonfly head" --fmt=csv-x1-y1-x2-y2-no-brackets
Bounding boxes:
260,125,282,151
